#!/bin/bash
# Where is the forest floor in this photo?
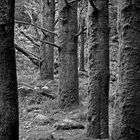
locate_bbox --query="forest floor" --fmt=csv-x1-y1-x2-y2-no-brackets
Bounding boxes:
18,72,114,140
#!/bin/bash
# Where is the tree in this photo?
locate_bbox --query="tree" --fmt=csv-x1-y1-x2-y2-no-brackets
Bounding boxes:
0,1,19,139
58,0,79,109
86,0,109,138
112,0,140,139
40,0,55,80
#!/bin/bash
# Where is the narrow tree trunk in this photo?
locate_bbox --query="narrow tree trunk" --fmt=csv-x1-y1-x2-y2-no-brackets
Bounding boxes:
0,1,19,139
40,0,55,80
86,0,109,138
112,1,140,140
58,0,79,109
79,17,86,72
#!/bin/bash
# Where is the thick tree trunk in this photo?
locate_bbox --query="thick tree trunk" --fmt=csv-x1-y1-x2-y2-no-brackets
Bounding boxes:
58,0,79,109
40,0,55,80
0,1,19,139
111,1,140,140
86,0,109,138
79,17,86,72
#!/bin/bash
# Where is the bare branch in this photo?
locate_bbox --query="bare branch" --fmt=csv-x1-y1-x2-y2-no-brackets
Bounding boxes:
27,51,40,59
30,12,41,40
14,43,39,66
54,19,59,26
79,5,85,16
75,27,87,37
16,26,60,49
39,39,60,49
64,0,69,5
18,29,41,48
89,0,98,11
15,20,57,36
64,0,78,5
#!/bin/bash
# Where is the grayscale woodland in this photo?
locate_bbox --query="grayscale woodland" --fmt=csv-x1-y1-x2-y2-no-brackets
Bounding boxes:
0,0,140,140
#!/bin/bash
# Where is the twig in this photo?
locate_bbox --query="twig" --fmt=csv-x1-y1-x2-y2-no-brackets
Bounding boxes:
14,44,39,66
75,27,87,37
16,26,60,49
54,19,59,26
15,20,57,36
39,39,60,49
64,0,69,5
89,0,98,11
19,30,40,48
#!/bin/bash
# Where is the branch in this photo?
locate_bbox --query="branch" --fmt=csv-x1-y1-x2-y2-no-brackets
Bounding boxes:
16,26,60,49
30,12,41,40
15,26,40,47
14,44,39,66
79,5,85,16
64,0,78,5
39,39,60,49
27,51,40,59
17,27,60,49
64,0,69,5
15,20,57,36
19,30,40,48
54,19,59,26
75,27,87,37
89,0,98,11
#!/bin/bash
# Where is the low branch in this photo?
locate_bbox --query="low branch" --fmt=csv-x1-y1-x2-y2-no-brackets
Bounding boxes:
15,44,39,66
89,0,98,11
75,28,87,37
79,5,85,16
20,31,40,48
28,51,40,59
15,20,57,36
54,19,58,26
39,39,60,49
16,26,60,49
64,0,77,5
64,0,69,5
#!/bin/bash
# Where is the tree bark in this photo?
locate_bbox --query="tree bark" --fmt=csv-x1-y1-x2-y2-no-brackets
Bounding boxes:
40,0,55,80
86,0,109,138
111,1,140,140
79,17,86,72
58,0,79,109
0,1,19,139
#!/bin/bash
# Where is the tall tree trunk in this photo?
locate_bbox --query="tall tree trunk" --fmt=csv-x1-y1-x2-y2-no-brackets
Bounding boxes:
79,17,86,72
0,1,19,139
86,0,109,138
40,0,55,80
58,0,79,109
111,1,140,140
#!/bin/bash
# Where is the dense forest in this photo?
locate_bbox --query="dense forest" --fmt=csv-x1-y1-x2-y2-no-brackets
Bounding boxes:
0,0,140,140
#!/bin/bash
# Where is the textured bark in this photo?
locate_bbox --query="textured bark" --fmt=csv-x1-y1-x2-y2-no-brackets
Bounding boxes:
111,1,140,140
0,1,19,139
79,17,86,72
86,0,109,138
58,0,79,109
40,0,55,80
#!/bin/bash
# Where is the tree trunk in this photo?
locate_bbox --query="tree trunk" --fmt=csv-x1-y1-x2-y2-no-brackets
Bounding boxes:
0,1,19,139
58,0,79,109
40,0,55,80
111,1,140,140
86,0,109,138
79,17,86,72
